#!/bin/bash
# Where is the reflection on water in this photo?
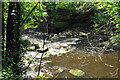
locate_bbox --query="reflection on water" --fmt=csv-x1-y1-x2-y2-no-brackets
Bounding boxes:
43,50,118,78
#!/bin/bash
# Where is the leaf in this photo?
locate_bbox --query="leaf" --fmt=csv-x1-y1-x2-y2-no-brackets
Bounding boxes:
69,69,85,77
43,12,48,16
34,25,38,28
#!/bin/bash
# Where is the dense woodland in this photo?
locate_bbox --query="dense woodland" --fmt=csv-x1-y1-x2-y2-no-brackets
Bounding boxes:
1,1,120,79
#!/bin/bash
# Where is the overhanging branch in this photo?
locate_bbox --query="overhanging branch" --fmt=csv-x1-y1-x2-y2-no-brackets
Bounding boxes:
20,2,39,28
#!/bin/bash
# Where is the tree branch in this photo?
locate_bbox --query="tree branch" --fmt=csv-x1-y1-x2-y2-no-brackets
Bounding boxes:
20,2,39,27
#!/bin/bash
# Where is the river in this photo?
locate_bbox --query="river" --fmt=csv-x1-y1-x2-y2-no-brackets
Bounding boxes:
21,29,119,78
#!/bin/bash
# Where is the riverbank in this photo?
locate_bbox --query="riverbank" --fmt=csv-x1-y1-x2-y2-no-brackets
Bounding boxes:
24,28,120,54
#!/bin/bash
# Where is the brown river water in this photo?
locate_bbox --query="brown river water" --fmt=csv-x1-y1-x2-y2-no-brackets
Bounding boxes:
36,50,119,78
22,31,119,78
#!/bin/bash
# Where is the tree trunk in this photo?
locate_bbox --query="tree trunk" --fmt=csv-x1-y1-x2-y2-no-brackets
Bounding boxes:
16,2,21,61
2,2,5,67
6,2,21,75
6,2,16,58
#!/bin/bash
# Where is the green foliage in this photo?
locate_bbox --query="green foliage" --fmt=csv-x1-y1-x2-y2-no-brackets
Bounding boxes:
2,58,23,79
8,2,96,33
20,2,48,30
96,2,119,25
52,21,70,28
20,40,31,48
45,2,96,32
92,2,120,44
2,40,31,79
55,2,76,11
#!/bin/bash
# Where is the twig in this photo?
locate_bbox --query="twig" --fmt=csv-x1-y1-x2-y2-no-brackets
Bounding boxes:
23,52,39,74
80,32,93,48
86,35,93,48
22,48,48,76
37,51,44,76
37,1,49,77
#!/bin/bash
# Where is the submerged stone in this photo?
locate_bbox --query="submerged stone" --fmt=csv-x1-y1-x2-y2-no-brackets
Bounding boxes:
69,69,85,77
